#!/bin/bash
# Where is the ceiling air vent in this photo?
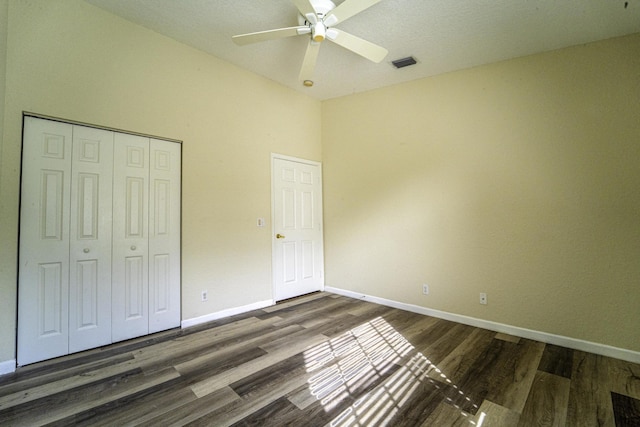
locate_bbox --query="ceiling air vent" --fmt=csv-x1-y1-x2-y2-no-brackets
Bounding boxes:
391,56,417,69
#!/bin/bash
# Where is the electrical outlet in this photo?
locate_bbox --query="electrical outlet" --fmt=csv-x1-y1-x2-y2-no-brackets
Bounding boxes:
201,290,208,302
479,293,487,305
422,284,429,295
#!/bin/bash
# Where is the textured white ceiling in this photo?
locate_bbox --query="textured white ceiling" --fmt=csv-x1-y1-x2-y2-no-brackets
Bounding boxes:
85,0,640,100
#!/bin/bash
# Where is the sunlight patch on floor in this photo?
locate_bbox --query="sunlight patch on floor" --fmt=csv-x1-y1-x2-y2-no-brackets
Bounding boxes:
303,316,486,426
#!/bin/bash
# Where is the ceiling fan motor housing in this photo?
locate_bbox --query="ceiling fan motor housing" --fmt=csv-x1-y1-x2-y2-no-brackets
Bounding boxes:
298,0,336,25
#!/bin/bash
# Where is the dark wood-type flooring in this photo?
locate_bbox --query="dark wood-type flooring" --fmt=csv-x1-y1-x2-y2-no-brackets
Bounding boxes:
1,292,639,426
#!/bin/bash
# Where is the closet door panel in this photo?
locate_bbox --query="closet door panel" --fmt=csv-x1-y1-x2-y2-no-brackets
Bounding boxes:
69,126,114,353
18,117,72,365
112,133,149,342
149,139,181,333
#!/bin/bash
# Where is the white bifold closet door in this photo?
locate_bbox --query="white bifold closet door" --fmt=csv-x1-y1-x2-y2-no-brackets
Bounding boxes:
68,125,114,353
112,133,150,342
18,117,180,366
112,134,181,342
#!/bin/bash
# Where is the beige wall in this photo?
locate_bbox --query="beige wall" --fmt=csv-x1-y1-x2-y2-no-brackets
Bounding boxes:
0,0,6,187
0,0,9,365
322,33,640,353
0,0,321,364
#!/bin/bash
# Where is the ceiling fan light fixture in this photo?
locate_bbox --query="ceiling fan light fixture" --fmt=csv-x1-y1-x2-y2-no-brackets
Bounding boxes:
304,12,318,25
323,14,338,27
325,28,339,40
312,22,326,42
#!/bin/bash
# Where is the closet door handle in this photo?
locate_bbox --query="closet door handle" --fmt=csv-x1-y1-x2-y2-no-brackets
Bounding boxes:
130,245,137,251
83,248,90,253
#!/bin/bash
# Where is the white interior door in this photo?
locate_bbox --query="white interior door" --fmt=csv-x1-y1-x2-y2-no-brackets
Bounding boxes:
148,138,181,333
18,118,73,365
112,133,149,342
272,156,324,301
68,126,114,353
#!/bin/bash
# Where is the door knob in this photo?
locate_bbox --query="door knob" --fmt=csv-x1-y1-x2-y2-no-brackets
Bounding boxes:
83,248,90,253
276,234,285,239
130,245,137,251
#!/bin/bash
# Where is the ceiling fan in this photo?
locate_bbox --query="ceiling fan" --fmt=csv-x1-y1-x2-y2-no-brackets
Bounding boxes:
232,0,388,87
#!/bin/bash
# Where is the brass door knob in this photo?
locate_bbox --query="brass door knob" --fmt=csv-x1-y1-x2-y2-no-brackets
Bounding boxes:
276,234,285,239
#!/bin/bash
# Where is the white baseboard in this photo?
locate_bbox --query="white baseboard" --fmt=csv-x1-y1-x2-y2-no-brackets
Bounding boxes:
325,286,640,364
181,299,274,329
0,359,16,376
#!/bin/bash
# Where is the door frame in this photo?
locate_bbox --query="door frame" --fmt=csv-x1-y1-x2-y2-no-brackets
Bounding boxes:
270,153,325,301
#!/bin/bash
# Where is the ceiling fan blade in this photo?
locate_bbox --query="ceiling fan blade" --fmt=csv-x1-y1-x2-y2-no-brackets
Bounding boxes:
232,26,309,46
299,40,321,82
326,28,388,63
323,0,382,27
292,0,318,24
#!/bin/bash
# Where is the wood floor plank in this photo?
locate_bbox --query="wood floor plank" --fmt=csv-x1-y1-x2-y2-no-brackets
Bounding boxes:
271,298,359,329
314,307,396,340
229,396,301,427
344,299,391,317
474,400,521,426
495,332,521,343
538,343,574,379
384,374,450,426
295,300,385,333
517,371,571,427
183,358,317,427
426,327,495,384
72,383,198,427
420,401,476,426
611,392,640,427
416,322,475,366
486,338,546,414
188,334,328,399
135,386,241,427
566,350,616,426
399,313,441,343
407,318,459,357
607,357,640,400
172,324,302,375
437,337,514,415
